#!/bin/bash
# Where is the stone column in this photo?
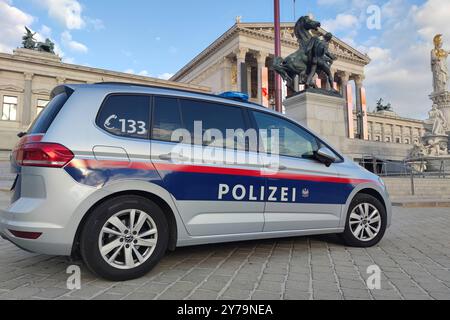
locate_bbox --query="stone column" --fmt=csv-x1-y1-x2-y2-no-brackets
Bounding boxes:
22,73,34,126
221,57,232,92
337,71,353,139
354,75,365,139
354,75,364,111
338,71,350,100
235,48,248,93
256,52,268,104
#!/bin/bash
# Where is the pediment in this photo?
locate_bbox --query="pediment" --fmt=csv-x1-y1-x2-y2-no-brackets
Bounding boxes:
32,88,51,95
0,84,24,93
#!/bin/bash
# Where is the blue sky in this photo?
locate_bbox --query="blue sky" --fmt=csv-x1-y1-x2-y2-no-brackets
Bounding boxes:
1,0,449,118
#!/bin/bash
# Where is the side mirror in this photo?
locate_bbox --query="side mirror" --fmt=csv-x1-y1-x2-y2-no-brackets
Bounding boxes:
314,147,337,167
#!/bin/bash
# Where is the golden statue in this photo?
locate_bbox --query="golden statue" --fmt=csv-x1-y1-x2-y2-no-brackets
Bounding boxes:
431,34,450,93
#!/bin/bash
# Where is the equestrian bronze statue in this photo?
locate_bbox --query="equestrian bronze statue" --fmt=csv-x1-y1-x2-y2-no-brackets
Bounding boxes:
272,16,337,92
22,27,55,54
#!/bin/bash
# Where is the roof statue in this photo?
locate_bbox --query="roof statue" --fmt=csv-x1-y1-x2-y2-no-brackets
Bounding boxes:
22,27,55,54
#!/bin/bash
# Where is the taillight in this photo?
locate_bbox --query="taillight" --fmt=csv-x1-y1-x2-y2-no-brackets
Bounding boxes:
15,142,74,168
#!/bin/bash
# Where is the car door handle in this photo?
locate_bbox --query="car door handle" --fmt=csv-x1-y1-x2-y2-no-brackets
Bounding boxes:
159,153,189,162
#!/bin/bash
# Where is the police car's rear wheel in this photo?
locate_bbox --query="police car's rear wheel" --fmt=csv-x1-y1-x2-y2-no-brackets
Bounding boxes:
80,195,168,281
340,194,387,248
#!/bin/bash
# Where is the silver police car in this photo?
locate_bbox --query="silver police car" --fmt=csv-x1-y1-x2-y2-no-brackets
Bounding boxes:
0,83,391,281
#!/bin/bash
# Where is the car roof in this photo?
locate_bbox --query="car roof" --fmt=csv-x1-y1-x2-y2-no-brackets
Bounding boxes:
55,82,277,113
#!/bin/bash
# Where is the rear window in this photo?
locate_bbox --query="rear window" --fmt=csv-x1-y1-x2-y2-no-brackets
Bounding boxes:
96,95,150,139
28,92,69,134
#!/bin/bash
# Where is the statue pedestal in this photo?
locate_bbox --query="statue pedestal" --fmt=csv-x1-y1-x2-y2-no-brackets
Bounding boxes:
13,48,61,63
430,91,450,127
284,89,346,149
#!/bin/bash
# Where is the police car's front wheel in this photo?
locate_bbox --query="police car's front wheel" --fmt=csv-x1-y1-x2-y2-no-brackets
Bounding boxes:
340,194,387,248
80,195,169,281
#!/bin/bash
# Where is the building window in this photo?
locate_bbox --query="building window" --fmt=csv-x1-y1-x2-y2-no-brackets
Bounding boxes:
375,135,381,142
2,96,18,121
405,139,410,144
37,99,49,116
395,137,401,143
385,137,391,143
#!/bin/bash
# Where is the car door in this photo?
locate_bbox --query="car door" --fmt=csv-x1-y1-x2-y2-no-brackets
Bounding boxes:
150,96,265,237
250,110,343,232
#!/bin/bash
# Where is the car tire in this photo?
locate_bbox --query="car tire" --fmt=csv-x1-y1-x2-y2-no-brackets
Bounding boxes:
80,195,169,281
340,194,387,248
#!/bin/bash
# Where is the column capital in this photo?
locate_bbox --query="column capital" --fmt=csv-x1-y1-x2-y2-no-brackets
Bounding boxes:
256,51,268,65
353,74,365,87
234,47,248,61
336,70,350,83
56,77,66,85
24,72,34,81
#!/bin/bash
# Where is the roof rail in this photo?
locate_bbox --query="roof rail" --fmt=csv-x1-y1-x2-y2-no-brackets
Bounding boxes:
93,82,263,107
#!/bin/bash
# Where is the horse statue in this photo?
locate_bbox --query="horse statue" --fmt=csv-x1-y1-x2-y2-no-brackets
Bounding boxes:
272,16,337,92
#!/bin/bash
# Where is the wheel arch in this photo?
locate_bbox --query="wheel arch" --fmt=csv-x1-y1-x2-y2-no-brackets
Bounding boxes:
355,188,387,211
71,190,178,258
340,184,390,228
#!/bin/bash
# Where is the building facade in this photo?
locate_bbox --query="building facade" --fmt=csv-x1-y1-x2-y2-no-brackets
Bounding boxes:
0,48,209,151
362,110,426,146
171,21,369,110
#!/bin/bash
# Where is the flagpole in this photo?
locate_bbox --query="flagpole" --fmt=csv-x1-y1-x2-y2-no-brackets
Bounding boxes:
274,0,282,113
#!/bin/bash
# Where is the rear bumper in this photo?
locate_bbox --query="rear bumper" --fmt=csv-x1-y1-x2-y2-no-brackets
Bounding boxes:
0,203,74,255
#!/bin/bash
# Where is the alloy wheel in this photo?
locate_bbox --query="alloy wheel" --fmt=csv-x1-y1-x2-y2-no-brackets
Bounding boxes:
349,203,381,242
98,209,158,269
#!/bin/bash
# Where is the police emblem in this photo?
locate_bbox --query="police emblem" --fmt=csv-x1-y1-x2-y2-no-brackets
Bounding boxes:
302,188,310,198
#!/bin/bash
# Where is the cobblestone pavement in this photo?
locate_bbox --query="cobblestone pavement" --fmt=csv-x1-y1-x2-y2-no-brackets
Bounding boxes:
0,190,449,300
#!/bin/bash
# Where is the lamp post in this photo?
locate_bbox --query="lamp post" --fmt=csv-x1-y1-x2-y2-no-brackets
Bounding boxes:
274,0,282,113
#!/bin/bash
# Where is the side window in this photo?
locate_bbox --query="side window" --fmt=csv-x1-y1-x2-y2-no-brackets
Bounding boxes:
96,95,150,139
252,111,319,159
152,96,183,142
179,99,248,150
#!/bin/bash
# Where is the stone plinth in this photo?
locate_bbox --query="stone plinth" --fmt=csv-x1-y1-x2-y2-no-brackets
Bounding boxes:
284,89,346,149
13,48,62,62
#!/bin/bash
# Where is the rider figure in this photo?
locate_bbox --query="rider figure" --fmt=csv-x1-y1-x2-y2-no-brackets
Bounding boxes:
306,32,337,90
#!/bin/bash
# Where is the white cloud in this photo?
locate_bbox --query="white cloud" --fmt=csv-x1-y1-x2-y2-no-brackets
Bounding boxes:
322,13,359,33
0,0,34,53
362,0,450,119
39,0,85,30
123,69,174,80
414,0,450,40
157,73,174,80
138,70,150,76
61,30,88,53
